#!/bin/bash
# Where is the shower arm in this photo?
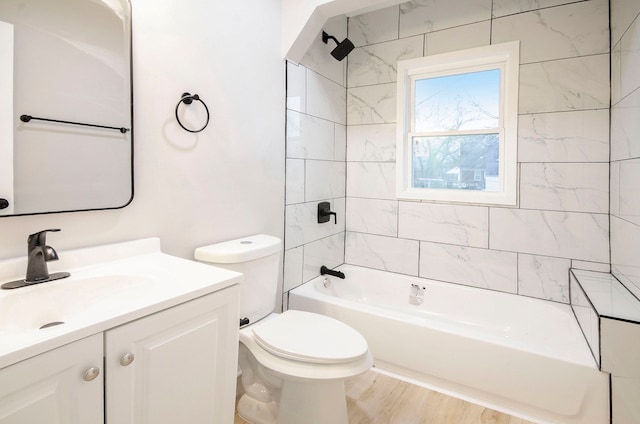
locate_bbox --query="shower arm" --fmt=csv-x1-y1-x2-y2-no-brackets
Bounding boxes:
322,31,340,46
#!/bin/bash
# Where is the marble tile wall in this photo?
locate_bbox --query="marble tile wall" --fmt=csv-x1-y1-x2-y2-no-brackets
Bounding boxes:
283,17,348,307
610,0,640,300
344,0,611,303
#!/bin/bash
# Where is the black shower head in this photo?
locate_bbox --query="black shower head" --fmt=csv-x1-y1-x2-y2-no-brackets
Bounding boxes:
322,31,355,61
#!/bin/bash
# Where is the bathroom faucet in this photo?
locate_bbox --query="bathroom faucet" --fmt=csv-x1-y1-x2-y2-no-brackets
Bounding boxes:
1,229,70,289
26,229,63,282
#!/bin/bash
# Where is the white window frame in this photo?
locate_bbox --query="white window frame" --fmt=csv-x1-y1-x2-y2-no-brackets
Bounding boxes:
396,41,519,206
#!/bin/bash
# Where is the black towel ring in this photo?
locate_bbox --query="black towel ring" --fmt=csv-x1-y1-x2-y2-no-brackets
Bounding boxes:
175,92,210,133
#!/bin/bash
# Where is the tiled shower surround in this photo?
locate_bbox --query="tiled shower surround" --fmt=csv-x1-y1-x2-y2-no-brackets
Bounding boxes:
610,1,640,300
284,0,614,306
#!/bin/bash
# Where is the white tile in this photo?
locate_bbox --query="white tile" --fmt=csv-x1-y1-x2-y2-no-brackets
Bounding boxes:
518,110,610,163
611,161,620,217
611,376,640,424
490,208,609,262
425,21,490,56
285,198,346,249
283,246,304,292
601,318,640,377
348,36,423,87
334,123,346,161
571,260,611,273
419,242,518,293
307,70,347,125
492,0,584,18
302,233,345,282
611,216,640,300
285,159,304,205
570,274,600,365
518,254,570,302
611,87,640,161
346,162,396,200
305,160,346,202
286,61,306,113
348,5,400,47
620,13,640,101
611,0,640,48
618,159,640,226
519,54,610,114
399,0,492,38
398,201,488,248
571,269,640,323
347,83,397,125
346,197,398,237
612,41,622,105
519,163,609,213
300,16,347,86
286,110,336,160
347,124,396,162
492,0,609,64
345,232,419,275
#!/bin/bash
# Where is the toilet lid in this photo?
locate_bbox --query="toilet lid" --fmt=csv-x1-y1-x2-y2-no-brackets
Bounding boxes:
252,310,368,364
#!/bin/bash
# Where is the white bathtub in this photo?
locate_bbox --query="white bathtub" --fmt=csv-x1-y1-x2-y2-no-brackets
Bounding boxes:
289,265,609,424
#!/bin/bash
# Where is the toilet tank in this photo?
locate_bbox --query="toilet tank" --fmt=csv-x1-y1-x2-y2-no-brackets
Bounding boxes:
195,234,281,325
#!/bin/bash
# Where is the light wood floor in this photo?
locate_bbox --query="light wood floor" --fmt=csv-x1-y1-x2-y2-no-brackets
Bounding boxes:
234,369,534,424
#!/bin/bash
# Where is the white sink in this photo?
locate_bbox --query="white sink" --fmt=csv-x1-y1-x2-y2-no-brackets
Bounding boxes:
0,238,242,369
0,274,151,332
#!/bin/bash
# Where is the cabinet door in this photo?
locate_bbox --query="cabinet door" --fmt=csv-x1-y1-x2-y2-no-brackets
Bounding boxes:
105,286,239,424
0,334,103,424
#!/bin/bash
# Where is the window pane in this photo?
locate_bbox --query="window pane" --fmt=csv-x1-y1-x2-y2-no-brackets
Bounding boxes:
414,69,500,132
411,134,499,191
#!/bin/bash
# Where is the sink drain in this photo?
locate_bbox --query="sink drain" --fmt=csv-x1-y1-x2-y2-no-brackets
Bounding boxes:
39,321,65,329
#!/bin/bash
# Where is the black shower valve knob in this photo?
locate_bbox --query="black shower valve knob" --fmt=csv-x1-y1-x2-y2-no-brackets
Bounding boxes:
317,201,337,224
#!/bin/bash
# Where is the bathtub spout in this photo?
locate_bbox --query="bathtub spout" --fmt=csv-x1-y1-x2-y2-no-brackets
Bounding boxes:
320,265,345,279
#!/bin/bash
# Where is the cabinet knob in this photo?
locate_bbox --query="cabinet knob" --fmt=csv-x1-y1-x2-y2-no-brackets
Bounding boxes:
120,352,135,366
83,367,100,381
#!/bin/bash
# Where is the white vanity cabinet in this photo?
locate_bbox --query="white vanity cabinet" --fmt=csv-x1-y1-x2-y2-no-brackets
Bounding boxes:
0,238,242,424
0,286,239,424
105,287,239,424
0,333,104,424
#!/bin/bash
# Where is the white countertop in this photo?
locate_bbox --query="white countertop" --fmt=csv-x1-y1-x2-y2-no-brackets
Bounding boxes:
0,238,242,369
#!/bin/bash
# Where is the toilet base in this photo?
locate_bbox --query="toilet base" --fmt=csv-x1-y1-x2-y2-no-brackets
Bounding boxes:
237,394,277,424
238,380,349,424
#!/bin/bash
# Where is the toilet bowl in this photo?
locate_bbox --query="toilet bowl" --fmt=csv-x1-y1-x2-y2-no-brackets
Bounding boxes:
237,310,372,424
195,235,373,424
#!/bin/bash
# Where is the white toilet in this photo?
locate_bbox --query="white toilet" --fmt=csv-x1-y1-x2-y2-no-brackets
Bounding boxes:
195,234,373,424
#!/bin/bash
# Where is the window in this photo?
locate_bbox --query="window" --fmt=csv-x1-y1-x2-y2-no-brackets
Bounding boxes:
396,41,519,205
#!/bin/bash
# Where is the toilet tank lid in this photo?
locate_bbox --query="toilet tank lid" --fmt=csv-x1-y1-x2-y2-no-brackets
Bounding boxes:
195,234,281,264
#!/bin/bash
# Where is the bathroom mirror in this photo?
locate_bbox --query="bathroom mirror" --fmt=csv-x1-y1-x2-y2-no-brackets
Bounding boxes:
0,0,132,216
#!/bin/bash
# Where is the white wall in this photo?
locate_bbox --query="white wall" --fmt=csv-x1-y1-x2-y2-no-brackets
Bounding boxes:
0,0,285,263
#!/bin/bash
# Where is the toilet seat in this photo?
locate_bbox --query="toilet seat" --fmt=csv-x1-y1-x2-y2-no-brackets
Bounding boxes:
251,310,368,364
